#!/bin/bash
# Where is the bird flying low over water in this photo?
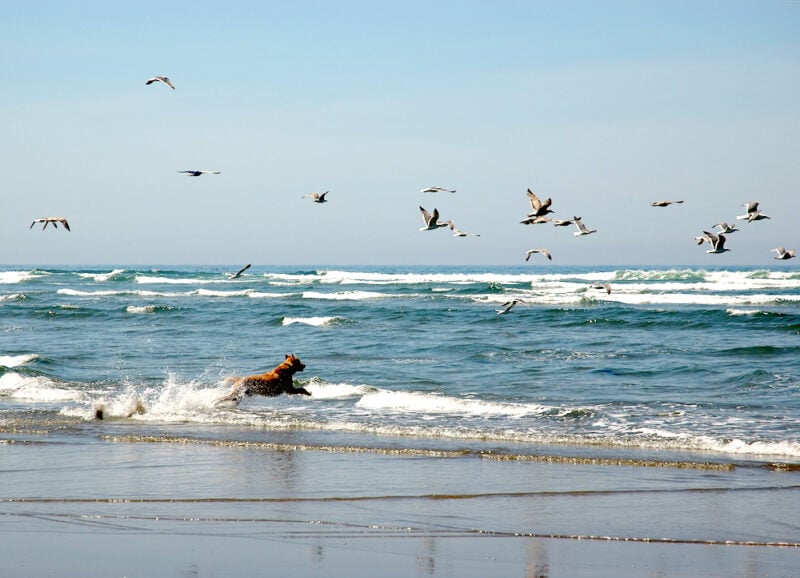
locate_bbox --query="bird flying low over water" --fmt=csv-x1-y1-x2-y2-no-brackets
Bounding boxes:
525,248,551,262
179,170,221,176
30,217,70,231
572,216,597,236
228,264,252,279
772,247,796,260
526,188,554,217
447,221,480,237
736,201,771,222
650,200,684,207
496,299,524,315
421,186,456,193
145,76,175,89
697,231,731,254
303,191,329,203
589,283,612,295
419,206,449,231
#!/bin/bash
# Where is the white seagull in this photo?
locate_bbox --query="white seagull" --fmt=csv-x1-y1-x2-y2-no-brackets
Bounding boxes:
573,216,597,236
526,188,554,217
303,191,329,203
650,200,684,207
419,206,449,231
447,221,480,237
496,299,524,315
589,283,612,295
713,222,739,234
772,247,796,260
421,186,456,193
179,170,221,176
30,217,70,231
525,248,552,262
736,201,771,222
699,231,731,254
145,76,175,89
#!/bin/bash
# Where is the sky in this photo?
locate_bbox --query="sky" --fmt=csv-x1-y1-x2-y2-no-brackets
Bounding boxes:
2,1,799,266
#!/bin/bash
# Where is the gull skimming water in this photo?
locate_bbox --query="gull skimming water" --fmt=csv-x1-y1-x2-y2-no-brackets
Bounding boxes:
524,248,552,262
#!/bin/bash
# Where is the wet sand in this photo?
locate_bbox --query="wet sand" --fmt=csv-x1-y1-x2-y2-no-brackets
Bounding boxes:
1,434,798,577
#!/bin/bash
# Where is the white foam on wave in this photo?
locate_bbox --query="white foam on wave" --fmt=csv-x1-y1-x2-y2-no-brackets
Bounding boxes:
58,288,126,297
0,354,39,367
126,305,158,314
0,271,36,284
282,316,340,327
77,269,126,282
302,290,391,300
136,275,229,285
355,389,550,417
195,288,254,297
0,372,85,403
0,293,25,302
726,308,764,316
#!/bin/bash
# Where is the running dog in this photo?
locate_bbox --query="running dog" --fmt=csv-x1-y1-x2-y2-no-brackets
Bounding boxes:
222,354,310,401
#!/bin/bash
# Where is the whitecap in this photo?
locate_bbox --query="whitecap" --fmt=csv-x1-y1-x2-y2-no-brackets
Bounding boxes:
0,353,39,367
0,271,37,284
77,269,126,282
302,290,391,300
355,389,549,417
282,316,340,327
0,372,85,403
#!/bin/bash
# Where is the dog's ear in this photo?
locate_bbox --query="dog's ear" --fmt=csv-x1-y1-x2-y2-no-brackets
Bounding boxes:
285,353,291,359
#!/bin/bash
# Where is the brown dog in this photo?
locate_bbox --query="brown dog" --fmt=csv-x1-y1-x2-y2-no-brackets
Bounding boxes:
224,354,310,399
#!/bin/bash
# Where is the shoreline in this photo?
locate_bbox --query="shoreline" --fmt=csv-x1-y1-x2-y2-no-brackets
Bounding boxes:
2,434,798,577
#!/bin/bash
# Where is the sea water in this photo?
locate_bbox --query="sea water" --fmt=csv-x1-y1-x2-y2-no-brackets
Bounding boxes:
2,264,798,462
2,264,800,573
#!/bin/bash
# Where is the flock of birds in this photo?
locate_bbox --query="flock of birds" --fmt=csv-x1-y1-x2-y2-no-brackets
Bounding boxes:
27,75,795,315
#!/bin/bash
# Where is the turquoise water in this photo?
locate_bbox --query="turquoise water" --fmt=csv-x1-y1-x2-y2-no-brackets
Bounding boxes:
2,264,799,464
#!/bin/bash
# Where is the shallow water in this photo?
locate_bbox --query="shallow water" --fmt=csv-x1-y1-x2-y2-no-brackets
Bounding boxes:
2,264,800,574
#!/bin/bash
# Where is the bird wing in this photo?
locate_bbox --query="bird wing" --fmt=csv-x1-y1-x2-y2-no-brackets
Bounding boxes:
60,219,70,231
743,201,759,213
419,206,433,225
161,77,175,89
526,189,542,210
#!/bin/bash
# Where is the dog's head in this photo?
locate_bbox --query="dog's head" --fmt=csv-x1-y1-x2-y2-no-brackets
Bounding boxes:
283,353,306,373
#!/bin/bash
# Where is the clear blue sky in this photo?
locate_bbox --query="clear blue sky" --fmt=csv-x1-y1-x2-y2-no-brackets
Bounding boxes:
2,1,798,266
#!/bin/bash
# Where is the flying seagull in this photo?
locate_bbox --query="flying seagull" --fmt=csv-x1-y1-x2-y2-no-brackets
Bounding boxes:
303,191,329,203
526,188,554,217
650,200,684,207
520,216,551,225
550,219,574,227
772,247,796,260
496,299,524,315
736,201,771,222
179,170,221,176
699,231,731,254
525,248,552,262
145,76,175,89
30,217,70,231
228,264,252,279
447,221,480,237
589,282,612,295
573,216,597,236
419,206,449,231
713,222,739,234
421,186,456,193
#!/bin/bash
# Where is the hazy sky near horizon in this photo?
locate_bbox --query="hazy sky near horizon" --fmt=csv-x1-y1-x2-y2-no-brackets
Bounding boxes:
2,1,798,266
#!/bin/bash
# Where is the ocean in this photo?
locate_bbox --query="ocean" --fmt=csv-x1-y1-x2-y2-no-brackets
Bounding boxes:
2,264,800,574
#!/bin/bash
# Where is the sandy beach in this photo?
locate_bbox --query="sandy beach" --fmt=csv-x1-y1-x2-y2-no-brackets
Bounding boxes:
3,431,798,578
